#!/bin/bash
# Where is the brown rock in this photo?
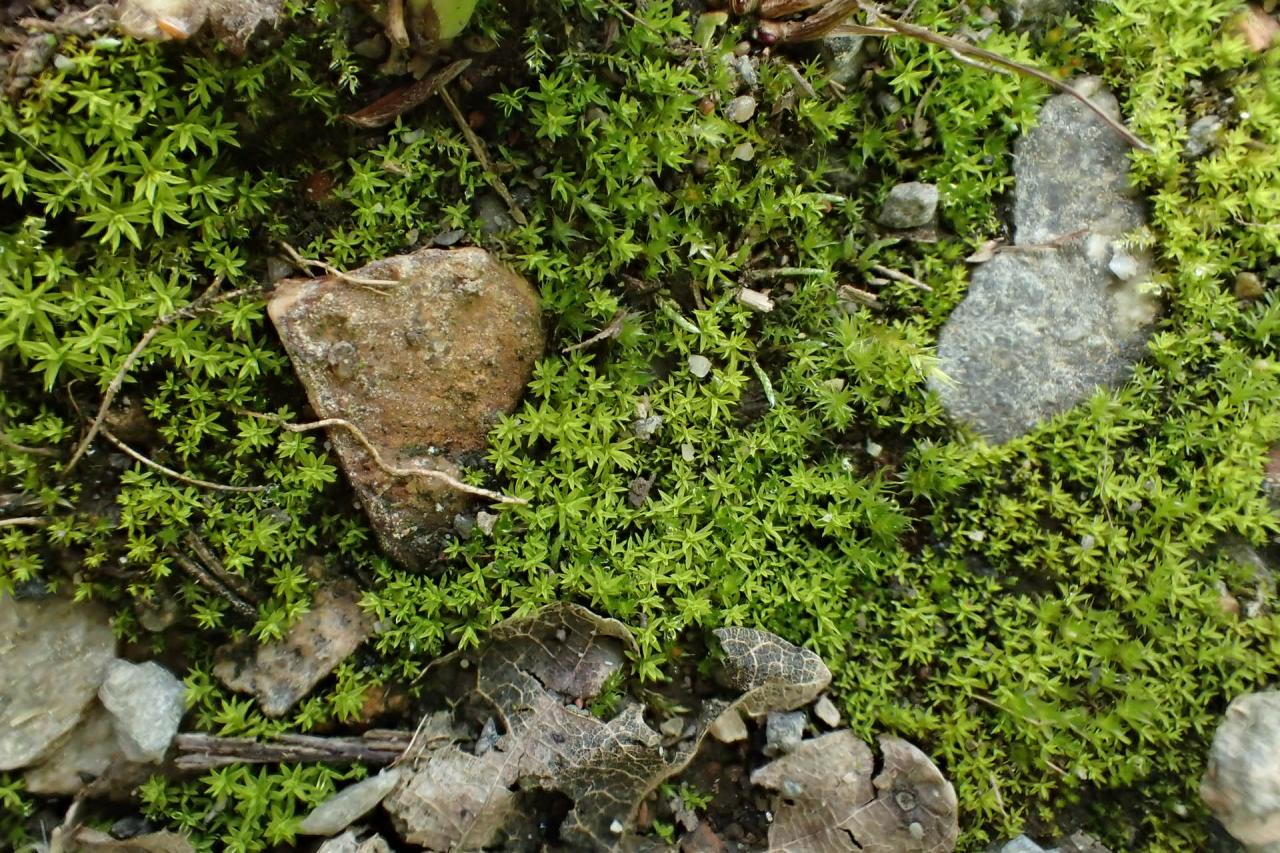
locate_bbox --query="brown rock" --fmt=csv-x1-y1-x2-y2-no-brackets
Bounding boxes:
213,583,373,717
269,247,544,568
1231,5,1280,52
1235,271,1265,301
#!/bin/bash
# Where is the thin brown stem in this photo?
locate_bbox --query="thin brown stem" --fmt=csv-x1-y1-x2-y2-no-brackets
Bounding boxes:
185,530,262,604
563,309,627,354
439,87,528,226
279,242,400,291
168,550,258,620
100,425,266,494
63,280,256,477
869,263,933,292
257,414,527,506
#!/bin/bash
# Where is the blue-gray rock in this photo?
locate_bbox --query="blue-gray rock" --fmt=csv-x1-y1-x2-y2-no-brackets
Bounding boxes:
932,82,1157,442
98,660,186,764
764,711,806,756
0,595,116,771
299,768,404,836
822,34,868,85
877,182,939,229
1011,79,1144,244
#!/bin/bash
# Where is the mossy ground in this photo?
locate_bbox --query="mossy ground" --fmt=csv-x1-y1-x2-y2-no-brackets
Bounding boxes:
1,0,1278,849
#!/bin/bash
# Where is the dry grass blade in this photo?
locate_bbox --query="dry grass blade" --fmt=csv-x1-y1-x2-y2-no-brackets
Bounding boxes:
342,59,471,129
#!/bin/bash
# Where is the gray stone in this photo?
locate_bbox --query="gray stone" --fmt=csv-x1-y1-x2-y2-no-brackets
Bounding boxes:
932,240,1154,442
932,83,1158,442
214,583,372,717
1202,691,1280,851
98,660,186,763
299,768,404,836
1012,79,1144,244
764,711,806,756
0,595,116,771
1186,115,1224,158
316,830,395,853
1057,830,1112,853
474,193,515,234
821,35,868,85
688,354,712,378
23,703,122,794
813,695,840,727
876,182,939,229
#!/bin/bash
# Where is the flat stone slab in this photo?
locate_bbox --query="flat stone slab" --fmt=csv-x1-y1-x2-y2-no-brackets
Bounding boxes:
213,582,373,717
0,595,116,771
932,81,1157,442
269,247,543,568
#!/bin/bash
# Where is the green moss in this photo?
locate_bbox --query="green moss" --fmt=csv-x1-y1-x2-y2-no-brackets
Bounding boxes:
1,0,1278,848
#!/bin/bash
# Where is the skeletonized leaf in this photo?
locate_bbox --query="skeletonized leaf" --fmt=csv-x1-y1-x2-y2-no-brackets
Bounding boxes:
714,626,832,717
752,731,958,853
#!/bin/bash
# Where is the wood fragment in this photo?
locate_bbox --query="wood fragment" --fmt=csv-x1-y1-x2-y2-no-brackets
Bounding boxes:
386,0,410,48
342,59,471,129
0,516,48,528
837,284,881,308
736,288,776,312
173,731,412,770
184,531,262,605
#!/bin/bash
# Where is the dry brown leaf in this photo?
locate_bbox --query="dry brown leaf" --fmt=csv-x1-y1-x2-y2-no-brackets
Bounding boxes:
752,731,958,853
714,626,832,717
387,607,841,851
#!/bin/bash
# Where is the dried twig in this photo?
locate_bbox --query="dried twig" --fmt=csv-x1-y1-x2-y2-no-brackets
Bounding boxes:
837,284,882,308
63,279,256,477
0,431,59,458
168,549,257,620
563,309,628,354
255,414,527,506
439,87,528,226
279,242,399,291
185,530,262,604
0,516,48,528
174,731,412,770
342,59,471,128
100,425,266,494
385,0,410,48
869,263,933,292
756,1,1154,153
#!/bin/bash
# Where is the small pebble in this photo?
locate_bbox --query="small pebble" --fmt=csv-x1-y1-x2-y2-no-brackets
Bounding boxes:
681,443,696,462
1108,251,1140,281
660,716,686,738
689,354,712,378
1235,271,1264,300
725,95,757,123
736,288,774,312
731,142,755,162
813,695,841,727
633,415,664,441
735,55,758,89
764,710,806,756
476,511,498,536
709,707,748,743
